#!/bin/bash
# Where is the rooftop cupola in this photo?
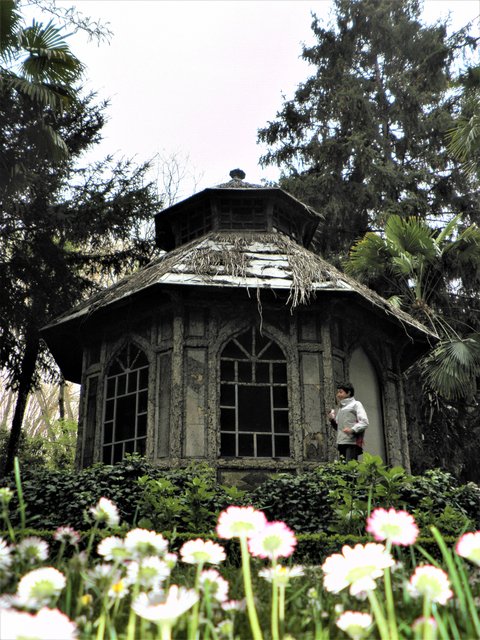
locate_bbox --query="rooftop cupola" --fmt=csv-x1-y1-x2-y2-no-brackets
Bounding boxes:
154,169,323,251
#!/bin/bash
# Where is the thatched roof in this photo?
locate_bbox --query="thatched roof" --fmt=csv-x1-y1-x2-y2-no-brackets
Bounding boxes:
43,231,437,340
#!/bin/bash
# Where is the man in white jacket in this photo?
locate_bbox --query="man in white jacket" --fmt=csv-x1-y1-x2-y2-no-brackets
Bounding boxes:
328,382,369,461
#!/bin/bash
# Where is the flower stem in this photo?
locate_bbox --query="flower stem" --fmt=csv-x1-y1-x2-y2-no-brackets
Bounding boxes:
384,541,398,640
367,589,389,640
239,536,263,640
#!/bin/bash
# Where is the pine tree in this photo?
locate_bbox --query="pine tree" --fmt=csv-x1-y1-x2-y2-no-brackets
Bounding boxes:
258,0,480,257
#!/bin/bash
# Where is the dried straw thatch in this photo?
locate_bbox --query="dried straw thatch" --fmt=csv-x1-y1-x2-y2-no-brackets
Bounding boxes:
44,231,436,340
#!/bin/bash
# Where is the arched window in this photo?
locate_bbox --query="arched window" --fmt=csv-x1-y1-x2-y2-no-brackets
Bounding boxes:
102,343,149,464
220,328,290,458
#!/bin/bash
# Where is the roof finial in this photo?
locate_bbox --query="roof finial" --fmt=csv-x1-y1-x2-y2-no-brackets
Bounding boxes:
229,168,246,180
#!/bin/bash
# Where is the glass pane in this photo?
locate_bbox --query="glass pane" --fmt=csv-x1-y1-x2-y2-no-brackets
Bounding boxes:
274,410,289,433
138,390,148,413
136,437,146,456
115,396,136,441
220,385,235,406
221,408,235,431
137,413,147,437
255,362,270,383
125,439,135,454
236,330,252,354
128,371,138,394
238,361,252,383
139,367,149,389
102,446,112,464
220,360,235,381
105,399,114,421
109,359,123,376
106,377,116,398
274,436,290,458
272,363,287,383
113,443,124,463
260,342,284,360
238,387,271,432
238,434,254,456
221,433,236,456
103,422,113,444
117,374,127,396
132,349,149,368
273,386,288,408
256,434,273,457
222,341,246,359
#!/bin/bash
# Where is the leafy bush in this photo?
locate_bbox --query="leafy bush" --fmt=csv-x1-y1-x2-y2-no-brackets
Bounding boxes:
2,454,479,538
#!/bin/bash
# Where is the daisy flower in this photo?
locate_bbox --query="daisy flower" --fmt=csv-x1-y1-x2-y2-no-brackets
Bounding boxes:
216,506,267,540
0,607,77,640
456,531,480,566
16,536,49,565
164,552,178,569
85,564,119,589
0,488,13,506
366,508,419,546
124,529,168,559
199,569,229,602
180,539,226,565
53,527,80,546
89,497,120,526
408,565,453,605
108,578,129,600
322,543,394,596
97,536,127,561
248,521,297,559
0,538,13,570
412,616,437,635
132,585,198,623
336,611,373,640
126,557,171,590
17,567,66,607
221,599,246,612
258,565,304,586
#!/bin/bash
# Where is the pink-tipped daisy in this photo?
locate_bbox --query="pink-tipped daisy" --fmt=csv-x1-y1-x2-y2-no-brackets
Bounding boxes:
89,497,120,527
216,506,267,540
199,569,229,602
248,521,297,559
17,567,66,607
408,565,453,605
456,531,480,566
322,543,394,597
366,508,419,546
0,607,77,640
53,526,80,546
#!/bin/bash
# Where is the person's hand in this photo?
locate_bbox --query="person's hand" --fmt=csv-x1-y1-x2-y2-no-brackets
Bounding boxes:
342,427,352,434
328,409,336,420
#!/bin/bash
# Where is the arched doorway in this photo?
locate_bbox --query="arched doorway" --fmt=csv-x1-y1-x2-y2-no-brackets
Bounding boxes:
349,347,386,461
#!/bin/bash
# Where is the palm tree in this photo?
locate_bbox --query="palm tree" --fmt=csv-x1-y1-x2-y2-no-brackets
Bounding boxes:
0,0,84,160
345,214,480,400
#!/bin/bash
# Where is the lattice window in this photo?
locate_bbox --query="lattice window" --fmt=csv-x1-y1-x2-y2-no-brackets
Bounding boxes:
179,203,213,244
102,343,149,464
218,197,267,230
220,328,290,458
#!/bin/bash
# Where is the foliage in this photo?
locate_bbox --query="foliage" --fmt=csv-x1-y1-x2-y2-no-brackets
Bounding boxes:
0,419,76,471
2,456,479,543
2,466,480,639
258,0,480,258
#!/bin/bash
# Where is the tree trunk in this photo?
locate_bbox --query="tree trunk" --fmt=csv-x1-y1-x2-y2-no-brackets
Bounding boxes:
1,328,40,476
58,376,65,421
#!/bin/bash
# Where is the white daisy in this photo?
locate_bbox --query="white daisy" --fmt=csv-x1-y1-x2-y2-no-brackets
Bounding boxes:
17,567,66,607
216,506,267,540
89,497,120,526
16,537,49,565
0,606,77,640
124,529,168,559
199,569,229,602
180,539,226,565
336,611,373,640
132,585,198,623
97,536,126,561
126,557,171,590
408,565,453,605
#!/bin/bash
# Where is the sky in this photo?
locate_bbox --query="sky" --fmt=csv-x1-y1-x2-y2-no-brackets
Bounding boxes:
30,0,480,199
